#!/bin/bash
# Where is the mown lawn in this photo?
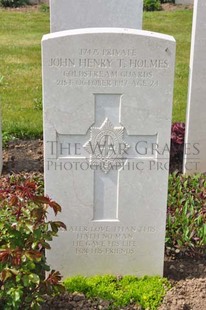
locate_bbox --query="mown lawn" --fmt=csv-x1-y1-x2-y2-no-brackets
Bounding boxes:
0,8,49,139
144,9,193,122
0,7,193,139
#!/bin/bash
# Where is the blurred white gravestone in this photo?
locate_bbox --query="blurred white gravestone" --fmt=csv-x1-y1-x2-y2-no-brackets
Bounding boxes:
50,0,143,32
175,0,193,4
184,0,206,174
42,28,175,277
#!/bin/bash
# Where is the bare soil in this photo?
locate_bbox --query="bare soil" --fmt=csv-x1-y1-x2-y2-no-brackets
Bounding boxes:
2,139,43,174
0,4,40,12
160,256,206,310
161,3,193,11
2,139,206,309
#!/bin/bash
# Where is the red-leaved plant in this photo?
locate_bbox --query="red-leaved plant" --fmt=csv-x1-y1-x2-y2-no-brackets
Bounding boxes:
171,122,185,146
170,122,185,173
0,174,66,309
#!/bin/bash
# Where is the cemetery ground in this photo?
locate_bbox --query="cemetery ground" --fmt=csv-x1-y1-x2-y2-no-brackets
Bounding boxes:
0,4,205,310
1,140,206,309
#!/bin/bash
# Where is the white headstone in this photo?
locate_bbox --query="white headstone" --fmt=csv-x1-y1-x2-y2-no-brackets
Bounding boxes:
50,0,143,32
184,0,206,174
42,28,175,277
175,0,193,4
29,0,49,4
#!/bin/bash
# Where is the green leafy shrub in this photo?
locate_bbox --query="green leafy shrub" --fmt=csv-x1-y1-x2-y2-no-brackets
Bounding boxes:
166,173,206,257
64,275,171,309
0,175,66,309
2,132,16,148
0,0,28,7
144,0,161,11
160,0,174,3
39,3,49,13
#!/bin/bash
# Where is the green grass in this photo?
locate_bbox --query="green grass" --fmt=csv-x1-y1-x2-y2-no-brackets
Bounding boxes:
0,8,49,138
0,7,193,139
64,275,171,309
144,9,193,122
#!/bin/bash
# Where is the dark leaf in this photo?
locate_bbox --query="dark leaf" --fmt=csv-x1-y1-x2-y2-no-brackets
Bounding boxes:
52,221,67,230
49,201,62,215
46,270,62,284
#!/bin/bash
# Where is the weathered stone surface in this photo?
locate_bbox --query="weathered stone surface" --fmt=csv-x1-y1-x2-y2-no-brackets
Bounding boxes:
42,28,175,277
50,0,143,32
184,0,206,173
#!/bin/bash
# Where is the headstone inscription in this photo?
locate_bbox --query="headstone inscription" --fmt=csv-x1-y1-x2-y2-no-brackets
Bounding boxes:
50,0,143,32
184,0,206,174
42,28,176,277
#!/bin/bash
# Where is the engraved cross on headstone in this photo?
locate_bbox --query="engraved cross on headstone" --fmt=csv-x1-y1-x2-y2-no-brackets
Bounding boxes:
84,94,129,222
54,94,157,222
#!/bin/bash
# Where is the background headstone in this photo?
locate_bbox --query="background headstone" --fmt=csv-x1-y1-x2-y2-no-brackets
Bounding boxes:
175,0,193,5
29,0,49,4
50,0,143,32
42,28,175,277
184,0,206,174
